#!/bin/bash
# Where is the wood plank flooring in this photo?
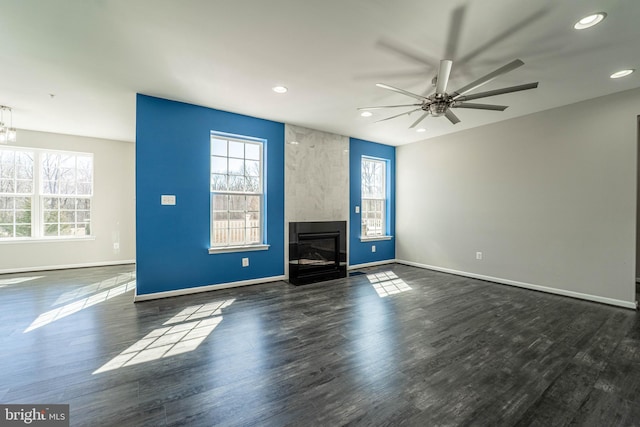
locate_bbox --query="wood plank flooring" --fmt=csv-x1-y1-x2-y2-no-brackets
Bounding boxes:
0,263,639,426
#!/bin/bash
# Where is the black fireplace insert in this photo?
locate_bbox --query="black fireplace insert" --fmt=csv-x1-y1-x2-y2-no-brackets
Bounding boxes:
289,221,347,285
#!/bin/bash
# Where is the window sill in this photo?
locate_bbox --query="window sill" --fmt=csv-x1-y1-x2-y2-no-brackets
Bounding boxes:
0,236,96,245
360,235,393,242
208,244,270,254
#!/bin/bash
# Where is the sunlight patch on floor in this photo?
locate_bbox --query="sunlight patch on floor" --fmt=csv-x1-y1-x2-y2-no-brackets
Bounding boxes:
93,299,234,374
53,272,136,306
0,276,45,286
367,271,412,298
24,280,136,333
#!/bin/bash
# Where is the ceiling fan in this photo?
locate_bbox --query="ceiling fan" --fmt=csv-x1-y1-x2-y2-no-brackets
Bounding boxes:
358,59,539,128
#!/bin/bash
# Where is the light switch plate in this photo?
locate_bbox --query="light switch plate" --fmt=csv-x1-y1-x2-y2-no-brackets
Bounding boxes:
355,206,360,214
161,195,176,205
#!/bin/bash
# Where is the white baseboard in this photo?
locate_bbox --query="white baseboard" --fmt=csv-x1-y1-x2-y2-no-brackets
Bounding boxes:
0,259,136,275
134,275,287,302
348,259,397,270
397,259,637,310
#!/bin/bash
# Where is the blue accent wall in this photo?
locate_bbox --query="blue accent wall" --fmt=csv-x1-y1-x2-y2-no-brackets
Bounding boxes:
136,94,285,296
349,137,396,266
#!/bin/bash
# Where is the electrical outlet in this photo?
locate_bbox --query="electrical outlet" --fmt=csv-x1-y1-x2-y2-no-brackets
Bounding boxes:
242,257,249,267
476,251,483,260
113,242,120,250
372,245,376,253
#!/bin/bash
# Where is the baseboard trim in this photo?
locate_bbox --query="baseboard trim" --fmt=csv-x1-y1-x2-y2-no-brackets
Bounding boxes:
134,275,287,302
397,259,637,310
348,259,397,270
0,259,136,275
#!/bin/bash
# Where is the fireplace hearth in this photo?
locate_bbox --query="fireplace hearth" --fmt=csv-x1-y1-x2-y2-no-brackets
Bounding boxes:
289,221,347,285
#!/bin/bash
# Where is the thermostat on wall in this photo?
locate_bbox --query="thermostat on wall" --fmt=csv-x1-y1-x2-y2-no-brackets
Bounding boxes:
161,195,176,205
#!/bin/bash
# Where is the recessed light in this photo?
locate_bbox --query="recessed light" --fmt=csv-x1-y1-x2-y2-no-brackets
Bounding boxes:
272,86,288,93
610,69,634,79
574,13,606,30
416,128,426,133
288,140,299,145
360,111,373,117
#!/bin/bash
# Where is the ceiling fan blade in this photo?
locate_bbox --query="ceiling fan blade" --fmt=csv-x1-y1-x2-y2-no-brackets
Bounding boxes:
409,112,429,129
376,39,439,68
445,109,460,125
375,108,422,123
435,60,453,95
458,8,548,64
454,82,539,101
444,5,466,60
450,59,525,98
454,103,508,111
376,83,429,101
357,104,423,111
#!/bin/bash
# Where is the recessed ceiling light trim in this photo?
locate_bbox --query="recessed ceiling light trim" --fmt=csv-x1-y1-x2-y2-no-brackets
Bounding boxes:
574,12,606,30
272,86,288,93
610,69,635,79
416,128,426,133
360,111,372,117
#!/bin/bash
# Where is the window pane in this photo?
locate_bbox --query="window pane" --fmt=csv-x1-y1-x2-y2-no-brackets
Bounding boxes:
44,224,59,236
16,225,31,237
228,141,244,158
229,195,246,211
229,211,245,222
44,210,59,223
211,156,227,174
245,160,260,177
211,138,227,156
246,228,260,244
16,180,32,194
227,175,245,192
213,228,228,245
212,194,228,211
246,196,260,212
0,179,14,193
77,183,92,195
228,159,244,175
245,144,260,160
0,224,12,238
0,197,13,209
213,212,228,222
229,228,245,245
15,209,30,225
0,210,12,223
211,174,228,191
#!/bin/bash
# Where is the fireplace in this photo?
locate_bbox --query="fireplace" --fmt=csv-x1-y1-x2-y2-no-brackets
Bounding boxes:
289,221,347,285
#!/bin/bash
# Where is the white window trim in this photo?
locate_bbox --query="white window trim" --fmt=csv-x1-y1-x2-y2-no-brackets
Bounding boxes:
208,244,270,254
209,132,266,250
360,156,391,240
360,235,393,242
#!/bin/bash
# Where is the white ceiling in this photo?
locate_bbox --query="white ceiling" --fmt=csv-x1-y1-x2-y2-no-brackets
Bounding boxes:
1,0,639,146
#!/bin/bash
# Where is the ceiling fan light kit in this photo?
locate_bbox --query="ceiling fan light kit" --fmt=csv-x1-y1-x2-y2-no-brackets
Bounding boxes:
359,58,539,129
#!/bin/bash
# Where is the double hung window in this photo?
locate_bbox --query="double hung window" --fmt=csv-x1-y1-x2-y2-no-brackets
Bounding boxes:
210,133,264,248
361,157,387,238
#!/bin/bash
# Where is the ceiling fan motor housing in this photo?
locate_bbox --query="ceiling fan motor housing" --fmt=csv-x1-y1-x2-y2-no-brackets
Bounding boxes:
429,101,448,117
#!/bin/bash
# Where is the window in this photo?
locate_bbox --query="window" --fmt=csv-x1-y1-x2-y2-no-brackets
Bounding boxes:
0,150,33,238
0,147,93,240
361,157,387,238
41,152,93,237
210,133,263,248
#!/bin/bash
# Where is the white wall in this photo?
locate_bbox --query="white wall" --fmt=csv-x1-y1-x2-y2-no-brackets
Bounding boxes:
0,129,135,273
397,87,640,307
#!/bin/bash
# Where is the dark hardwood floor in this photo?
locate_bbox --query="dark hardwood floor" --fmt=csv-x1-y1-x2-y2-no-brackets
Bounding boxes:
1,263,639,426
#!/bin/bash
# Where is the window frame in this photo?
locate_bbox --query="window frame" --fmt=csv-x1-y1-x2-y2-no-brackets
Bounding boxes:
0,146,94,242
209,132,268,253
360,156,391,241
